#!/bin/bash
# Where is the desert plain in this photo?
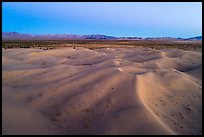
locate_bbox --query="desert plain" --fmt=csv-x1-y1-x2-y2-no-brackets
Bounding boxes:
2,41,202,135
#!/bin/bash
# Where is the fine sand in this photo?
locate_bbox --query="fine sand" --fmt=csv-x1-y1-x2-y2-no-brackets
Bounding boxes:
2,47,202,135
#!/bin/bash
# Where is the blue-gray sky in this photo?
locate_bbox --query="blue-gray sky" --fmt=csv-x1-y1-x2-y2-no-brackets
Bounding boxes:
2,2,202,38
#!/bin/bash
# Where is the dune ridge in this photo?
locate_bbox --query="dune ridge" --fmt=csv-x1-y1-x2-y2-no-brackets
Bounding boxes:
2,47,202,135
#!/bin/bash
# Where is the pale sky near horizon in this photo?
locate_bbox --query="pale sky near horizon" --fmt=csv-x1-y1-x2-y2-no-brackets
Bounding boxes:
2,2,202,38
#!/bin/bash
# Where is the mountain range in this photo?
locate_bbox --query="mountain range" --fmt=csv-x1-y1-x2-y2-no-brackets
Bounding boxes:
2,32,202,41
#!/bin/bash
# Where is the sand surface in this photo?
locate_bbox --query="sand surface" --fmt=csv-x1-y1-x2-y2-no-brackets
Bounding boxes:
2,47,202,135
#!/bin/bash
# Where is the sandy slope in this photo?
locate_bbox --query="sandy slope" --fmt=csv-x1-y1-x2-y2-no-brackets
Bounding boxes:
2,47,202,135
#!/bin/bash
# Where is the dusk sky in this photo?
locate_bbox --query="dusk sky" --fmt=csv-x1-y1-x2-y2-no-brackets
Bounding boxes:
2,2,202,38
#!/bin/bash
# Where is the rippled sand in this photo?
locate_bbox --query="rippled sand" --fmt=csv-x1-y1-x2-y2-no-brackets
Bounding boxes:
2,47,202,135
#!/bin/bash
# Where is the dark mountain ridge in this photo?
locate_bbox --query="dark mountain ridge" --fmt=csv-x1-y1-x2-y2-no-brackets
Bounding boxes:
2,32,202,41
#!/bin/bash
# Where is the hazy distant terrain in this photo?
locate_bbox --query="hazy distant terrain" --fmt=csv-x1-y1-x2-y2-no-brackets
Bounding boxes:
2,32,202,41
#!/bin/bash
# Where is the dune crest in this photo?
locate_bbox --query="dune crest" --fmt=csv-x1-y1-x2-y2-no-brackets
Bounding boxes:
2,47,202,135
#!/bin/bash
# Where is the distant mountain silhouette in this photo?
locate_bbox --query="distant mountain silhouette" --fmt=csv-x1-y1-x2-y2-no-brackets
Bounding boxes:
2,32,117,40
82,34,117,39
184,36,202,41
2,32,202,41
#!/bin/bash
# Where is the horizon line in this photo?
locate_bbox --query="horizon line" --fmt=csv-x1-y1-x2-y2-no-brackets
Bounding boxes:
2,31,202,39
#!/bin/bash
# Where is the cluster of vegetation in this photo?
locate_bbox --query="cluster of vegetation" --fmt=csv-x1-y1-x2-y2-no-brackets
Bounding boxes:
2,40,65,49
2,40,202,51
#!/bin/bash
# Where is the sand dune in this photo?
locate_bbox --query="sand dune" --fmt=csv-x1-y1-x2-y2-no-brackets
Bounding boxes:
2,47,202,135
